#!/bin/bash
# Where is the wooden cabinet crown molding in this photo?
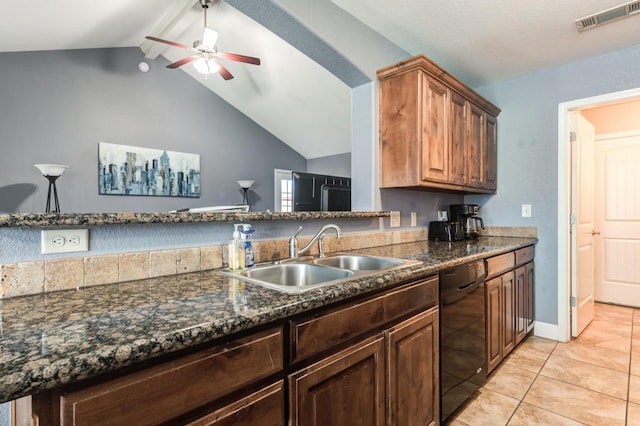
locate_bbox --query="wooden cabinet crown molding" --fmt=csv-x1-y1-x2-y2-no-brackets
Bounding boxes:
377,54,501,117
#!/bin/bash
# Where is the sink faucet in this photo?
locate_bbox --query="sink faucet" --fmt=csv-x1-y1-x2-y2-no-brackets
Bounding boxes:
289,224,342,259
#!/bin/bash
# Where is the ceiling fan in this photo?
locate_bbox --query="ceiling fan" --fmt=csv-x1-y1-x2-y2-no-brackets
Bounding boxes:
145,0,261,80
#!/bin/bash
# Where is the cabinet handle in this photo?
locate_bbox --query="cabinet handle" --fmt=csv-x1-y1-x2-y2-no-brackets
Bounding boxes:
592,230,601,236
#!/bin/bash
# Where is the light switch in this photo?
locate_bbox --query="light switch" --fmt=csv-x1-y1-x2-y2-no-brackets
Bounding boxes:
521,204,532,218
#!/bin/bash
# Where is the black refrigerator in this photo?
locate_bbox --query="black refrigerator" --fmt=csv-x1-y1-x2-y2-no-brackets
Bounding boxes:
292,171,351,212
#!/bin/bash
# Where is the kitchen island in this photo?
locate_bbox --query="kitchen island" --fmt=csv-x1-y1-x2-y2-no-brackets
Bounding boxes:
0,236,536,424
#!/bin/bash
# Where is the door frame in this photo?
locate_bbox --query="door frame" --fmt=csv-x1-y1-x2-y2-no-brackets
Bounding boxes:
557,87,640,342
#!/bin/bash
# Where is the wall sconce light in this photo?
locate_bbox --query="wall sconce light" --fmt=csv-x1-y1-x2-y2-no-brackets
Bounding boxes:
237,180,255,207
34,164,68,213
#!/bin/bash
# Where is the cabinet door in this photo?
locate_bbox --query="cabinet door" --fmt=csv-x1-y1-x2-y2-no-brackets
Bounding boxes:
449,91,466,185
185,381,284,426
53,327,283,426
485,277,502,374
387,307,439,426
421,76,449,183
289,335,385,426
526,262,535,333
484,113,498,191
502,271,516,357
379,70,422,188
515,266,527,344
466,102,484,188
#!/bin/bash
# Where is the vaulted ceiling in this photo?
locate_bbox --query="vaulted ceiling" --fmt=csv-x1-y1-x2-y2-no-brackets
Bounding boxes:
1,0,638,159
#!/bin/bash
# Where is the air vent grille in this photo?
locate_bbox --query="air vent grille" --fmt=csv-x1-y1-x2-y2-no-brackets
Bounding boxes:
628,1,640,14
577,16,598,31
575,0,640,32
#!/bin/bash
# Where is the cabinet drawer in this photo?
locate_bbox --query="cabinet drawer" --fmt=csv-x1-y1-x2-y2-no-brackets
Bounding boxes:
485,252,515,279
59,327,283,426
515,245,534,266
185,381,284,426
289,276,438,363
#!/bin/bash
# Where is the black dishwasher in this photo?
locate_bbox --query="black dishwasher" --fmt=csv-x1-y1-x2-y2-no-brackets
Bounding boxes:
439,260,486,422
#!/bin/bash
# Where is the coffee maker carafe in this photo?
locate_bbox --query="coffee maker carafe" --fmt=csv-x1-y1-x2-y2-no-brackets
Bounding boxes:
449,204,485,239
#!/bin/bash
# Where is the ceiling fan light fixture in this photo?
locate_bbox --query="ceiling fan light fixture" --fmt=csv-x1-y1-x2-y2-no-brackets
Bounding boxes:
193,57,220,75
144,0,260,80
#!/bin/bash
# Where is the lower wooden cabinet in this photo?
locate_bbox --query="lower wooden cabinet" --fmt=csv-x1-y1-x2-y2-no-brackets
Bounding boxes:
32,327,284,426
485,245,535,374
485,276,502,373
516,261,535,344
31,277,440,426
289,306,440,426
502,271,516,357
386,308,439,426
526,262,535,333
289,335,386,426
485,271,516,373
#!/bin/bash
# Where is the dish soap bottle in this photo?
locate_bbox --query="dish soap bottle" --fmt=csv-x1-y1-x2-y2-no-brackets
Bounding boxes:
228,224,245,270
240,224,255,268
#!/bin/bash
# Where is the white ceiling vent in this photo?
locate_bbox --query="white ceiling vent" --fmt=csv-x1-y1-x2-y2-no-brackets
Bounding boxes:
575,0,640,32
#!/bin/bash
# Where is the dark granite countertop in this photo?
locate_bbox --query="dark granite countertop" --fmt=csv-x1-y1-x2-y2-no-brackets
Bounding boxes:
0,211,389,228
0,236,536,403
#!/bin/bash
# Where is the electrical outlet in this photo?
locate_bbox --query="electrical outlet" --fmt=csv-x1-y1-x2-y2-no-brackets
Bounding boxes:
390,211,401,228
521,204,532,218
410,212,417,227
41,229,89,254
437,211,448,221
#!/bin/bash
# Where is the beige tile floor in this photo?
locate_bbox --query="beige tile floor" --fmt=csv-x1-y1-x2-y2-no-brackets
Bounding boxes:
450,303,640,425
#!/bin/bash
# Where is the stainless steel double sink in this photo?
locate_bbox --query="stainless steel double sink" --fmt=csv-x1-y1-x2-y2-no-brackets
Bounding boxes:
219,254,419,293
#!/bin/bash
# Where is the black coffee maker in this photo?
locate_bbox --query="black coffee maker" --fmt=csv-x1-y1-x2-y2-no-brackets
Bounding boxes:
449,204,485,239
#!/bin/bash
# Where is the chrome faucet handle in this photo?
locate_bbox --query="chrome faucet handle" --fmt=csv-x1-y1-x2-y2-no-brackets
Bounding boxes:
318,236,325,258
291,225,303,239
289,226,303,258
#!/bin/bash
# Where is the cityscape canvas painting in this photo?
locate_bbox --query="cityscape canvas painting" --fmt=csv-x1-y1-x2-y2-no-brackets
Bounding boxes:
98,142,201,198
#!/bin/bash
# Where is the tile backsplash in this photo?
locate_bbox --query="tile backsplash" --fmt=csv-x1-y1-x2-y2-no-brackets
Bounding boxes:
0,228,428,299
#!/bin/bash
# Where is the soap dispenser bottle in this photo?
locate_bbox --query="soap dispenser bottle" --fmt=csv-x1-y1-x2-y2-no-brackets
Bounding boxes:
228,224,245,270
240,224,255,268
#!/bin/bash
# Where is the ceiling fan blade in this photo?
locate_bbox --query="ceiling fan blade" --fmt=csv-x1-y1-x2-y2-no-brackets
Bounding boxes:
218,52,261,66
215,61,234,80
202,27,219,50
167,56,199,69
145,36,191,50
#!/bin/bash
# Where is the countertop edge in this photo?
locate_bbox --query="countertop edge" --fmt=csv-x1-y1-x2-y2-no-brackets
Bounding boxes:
0,237,537,402
0,211,390,228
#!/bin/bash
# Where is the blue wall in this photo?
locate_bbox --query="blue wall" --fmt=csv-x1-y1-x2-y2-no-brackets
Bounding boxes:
466,43,640,325
0,48,307,214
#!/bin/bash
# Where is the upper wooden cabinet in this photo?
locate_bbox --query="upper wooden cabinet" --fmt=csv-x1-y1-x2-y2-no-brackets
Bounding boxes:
378,54,501,194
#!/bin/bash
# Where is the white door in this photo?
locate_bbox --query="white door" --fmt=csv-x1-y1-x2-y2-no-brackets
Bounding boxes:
594,132,640,306
571,112,596,337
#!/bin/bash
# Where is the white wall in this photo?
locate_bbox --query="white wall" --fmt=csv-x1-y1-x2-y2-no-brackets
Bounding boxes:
466,43,640,325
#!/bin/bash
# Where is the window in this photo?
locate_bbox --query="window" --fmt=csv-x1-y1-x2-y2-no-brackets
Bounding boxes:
274,169,293,212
